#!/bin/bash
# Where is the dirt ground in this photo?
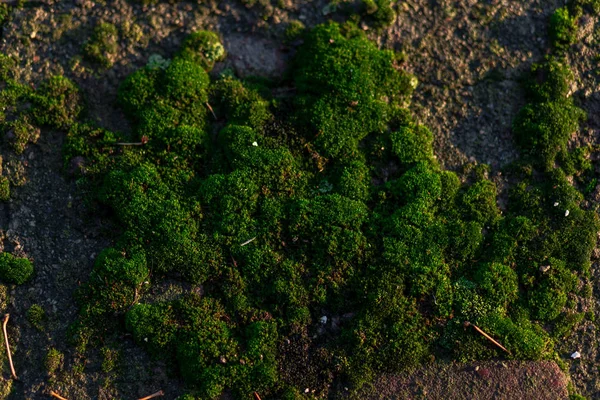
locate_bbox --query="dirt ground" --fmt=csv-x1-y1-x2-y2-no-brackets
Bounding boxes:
1,0,599,398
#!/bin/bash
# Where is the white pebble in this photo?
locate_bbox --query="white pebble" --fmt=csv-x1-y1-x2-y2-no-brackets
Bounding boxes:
565,210,570,217
305,388,310,393
554,202,559,207
571,351,581,359
252,141,258,147
320,316,328,324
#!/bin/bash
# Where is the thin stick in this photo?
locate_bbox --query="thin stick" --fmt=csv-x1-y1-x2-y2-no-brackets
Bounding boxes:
253,392,262,400
206,102,217,120
2,314,16,379
240,237,256,246
464,321,510,354
50,391,69,400
138,390,164,400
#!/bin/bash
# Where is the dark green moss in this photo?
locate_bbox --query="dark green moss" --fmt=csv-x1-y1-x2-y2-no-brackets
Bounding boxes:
0,253,33,285
65,19,599,399
26,304,45,331
513,100,586,168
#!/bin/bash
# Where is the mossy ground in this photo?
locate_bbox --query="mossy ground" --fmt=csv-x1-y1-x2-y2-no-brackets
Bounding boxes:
0,0,600,399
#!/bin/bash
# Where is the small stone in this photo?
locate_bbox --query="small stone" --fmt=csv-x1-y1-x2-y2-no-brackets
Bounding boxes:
305,388,310,393
554,202,559,207
252,141,258,147
320,315,328,324
571,351,581,359
565,210,570,217
539,265,551,273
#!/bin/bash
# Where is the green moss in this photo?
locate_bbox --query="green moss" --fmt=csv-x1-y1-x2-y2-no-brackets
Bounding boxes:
475,262,518,309
26,304,45,331
126,302,177,357
293,22,414,158
65,20,600,398
549,7,578,51
513,100,586,168
525,60,574,103
361,0,396,29
391,122,435,166
30,75,83,129
6,116,40,154
44,348,64,376
177,31,225,71
163,57,210,105
101,346,120,373
284,20,305,42
77,247,148,326
212,76,272,131
83,22,119,68
0,253,33,285
0,177,9,201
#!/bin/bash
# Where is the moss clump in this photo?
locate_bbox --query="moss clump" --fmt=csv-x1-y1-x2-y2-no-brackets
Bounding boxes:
66,19,599,399
0,253,33,285
475,262,518,309
177,31,225,71
77,248,148,326
293,22,415,158
525,59,573,102
5,116,40,154
513,100,585,168
549,7,578,51
361,0,397,29
390,122,435,166
83,22,119,68
27,304,45,331
284,20,305,42
31,75,83,129
0,177,9,201
44,348,64,376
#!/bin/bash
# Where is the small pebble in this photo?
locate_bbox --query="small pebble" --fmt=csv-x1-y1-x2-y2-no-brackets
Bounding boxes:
565,210,570,217
571,351,581,359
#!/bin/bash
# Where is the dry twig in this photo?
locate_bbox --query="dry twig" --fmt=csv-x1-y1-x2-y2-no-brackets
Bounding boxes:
138,390,164,400
240,237,256,246
49,391,68,400
253,392,262,400
2,314,16,379
464,321,510,354
115,136,149,146
205,102,217,120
